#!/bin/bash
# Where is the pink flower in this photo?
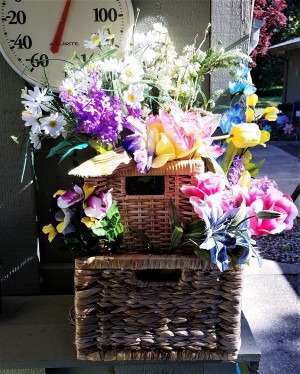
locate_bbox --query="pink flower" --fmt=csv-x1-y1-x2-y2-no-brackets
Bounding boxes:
247,190,298,236
181,171,226,199
84,190,112,220
57,185,84,208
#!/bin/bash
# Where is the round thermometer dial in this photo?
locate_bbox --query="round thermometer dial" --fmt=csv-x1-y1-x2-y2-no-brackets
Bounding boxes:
0,0,134,89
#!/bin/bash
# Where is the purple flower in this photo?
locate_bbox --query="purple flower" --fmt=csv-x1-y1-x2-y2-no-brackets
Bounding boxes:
60,71,126,146
84,190,112,219
57,185,84,208
250,176,278,193
228,156,246,185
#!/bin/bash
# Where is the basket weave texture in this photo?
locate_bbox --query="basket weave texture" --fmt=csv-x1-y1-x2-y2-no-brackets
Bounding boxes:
84,158,205,251
74,254,244,361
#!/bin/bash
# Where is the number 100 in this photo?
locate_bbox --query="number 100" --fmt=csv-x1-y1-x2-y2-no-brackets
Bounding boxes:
93,8,118,22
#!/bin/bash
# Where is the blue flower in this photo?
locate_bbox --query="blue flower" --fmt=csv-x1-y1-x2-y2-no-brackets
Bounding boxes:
229,81,257,96
262,124,272,133
219,103,245,134
228,67,257,95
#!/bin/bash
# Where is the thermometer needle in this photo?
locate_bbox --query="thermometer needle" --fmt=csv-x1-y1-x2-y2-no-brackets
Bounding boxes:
50,0,72,54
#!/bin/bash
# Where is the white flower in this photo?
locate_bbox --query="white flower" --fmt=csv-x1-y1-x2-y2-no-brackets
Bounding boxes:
21,86,53,112
120,56,144,85
59,78,79,96
40,112,66,138
29,132,42,150
152,23,168,35
83,29,113,49
96,58,123,74
22,107,41,127
123,84,145,109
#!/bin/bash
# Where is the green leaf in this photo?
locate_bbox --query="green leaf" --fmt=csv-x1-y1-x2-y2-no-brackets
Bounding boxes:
170,226,183,250
220,141,238,175
193,247,211,262
106,201,119,220
59,143,89,163
46,140,74,158
204,156,230,187
246,159,265,175
129,226,154,248
91,225,106,237
81,48,116,68
257,210,282,219
169,198,181,230
184,219,206,234
231,204,247,226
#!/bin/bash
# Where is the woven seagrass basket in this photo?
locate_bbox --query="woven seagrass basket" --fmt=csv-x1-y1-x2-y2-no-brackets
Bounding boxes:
80,150,204,251
74,254,244,361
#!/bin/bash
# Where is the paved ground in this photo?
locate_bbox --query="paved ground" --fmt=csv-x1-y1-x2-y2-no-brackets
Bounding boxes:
243,141,300,374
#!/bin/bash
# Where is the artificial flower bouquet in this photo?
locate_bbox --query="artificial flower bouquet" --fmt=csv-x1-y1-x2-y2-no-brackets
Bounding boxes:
19,23,298,272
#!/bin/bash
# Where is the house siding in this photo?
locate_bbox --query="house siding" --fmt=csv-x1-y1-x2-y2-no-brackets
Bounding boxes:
285,49,300,103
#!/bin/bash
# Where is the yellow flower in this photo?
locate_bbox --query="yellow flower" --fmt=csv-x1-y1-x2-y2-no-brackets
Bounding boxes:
82,184,96,207
230,123,261,148
42,223,57,243
53,189,66,196
264,106,277,121
238,170,251,188
247,94,258,107
81,216,97,228
245,107,255,123
259,129,270,146
148,120,199,168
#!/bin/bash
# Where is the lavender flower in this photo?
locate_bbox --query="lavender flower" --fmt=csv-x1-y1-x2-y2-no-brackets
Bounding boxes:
250,176,278,193
60,71,125,146
228,156,246,185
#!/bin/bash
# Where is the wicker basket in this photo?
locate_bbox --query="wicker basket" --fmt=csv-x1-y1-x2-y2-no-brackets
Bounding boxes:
74,254,244,361
83,155,204,251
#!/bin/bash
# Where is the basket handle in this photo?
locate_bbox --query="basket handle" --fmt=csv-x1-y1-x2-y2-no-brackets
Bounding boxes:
133,269,182,287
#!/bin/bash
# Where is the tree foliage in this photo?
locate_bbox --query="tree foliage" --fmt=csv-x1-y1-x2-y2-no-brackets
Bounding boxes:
251,0,300,95
271,0,300,43
251,0,287,66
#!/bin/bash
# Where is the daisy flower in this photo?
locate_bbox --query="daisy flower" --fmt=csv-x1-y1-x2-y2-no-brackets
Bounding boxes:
120,56,144,85
21,86,53,112
123,84,145,109
40,112,66,138
83,28,113,49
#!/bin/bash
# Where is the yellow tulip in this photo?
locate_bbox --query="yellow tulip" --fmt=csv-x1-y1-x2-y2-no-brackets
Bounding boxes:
148,119,199,168
230,123,261,148
259,130,270,146
245,107,255,123
247,94,258,107
155,134,176,160
264,106,277,121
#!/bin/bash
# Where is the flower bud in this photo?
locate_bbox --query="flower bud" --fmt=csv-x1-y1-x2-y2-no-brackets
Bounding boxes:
245,107,255,123
247,93,258,107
